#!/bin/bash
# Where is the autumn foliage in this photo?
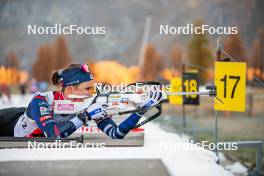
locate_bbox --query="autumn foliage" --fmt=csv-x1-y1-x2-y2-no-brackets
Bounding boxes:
140,44,163,81
32,36,72,82
0,52,28,86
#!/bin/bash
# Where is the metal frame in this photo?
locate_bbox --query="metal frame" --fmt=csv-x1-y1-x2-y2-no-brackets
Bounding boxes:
219,141,263,176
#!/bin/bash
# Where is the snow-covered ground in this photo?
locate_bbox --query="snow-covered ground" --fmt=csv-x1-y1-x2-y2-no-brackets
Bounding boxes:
0,94,33,109
0,123,234,176
0,94,236,176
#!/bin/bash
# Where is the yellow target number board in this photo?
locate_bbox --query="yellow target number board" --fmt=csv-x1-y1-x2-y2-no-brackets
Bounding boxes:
214,62,246,112
169,77,183,105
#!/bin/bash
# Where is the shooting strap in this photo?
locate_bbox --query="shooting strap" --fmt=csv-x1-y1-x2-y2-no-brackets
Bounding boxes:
134,104,162,128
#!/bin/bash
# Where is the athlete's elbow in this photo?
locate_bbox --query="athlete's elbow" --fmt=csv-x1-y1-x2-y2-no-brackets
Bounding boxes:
114,134,125,139
113,131,127,139
43,128,60,138
44,132,57,138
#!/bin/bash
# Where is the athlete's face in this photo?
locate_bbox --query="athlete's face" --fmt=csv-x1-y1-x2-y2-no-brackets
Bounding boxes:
64,80,95,99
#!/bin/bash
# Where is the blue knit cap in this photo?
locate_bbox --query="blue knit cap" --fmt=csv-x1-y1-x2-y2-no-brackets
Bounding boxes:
58,64,93,87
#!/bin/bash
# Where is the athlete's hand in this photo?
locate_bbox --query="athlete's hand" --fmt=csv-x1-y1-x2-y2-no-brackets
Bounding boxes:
77,103,108,123
140,89,167,109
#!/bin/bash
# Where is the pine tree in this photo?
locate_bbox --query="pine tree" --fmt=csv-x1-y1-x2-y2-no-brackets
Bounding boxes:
188,19,213,83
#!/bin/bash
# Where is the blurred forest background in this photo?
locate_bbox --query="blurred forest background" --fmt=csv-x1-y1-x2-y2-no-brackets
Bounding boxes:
0,0,263,90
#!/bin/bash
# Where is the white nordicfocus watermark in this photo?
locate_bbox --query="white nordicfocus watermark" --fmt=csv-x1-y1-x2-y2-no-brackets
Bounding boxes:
27,140,106,149
160,24,238,35
27,24,106,35
94,82,170,94
159,140,238,151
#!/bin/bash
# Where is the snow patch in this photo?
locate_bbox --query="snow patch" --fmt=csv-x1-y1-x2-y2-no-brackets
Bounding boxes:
225,162,248,174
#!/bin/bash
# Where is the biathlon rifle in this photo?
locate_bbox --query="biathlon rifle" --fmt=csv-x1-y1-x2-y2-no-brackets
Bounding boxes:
53,82,221,128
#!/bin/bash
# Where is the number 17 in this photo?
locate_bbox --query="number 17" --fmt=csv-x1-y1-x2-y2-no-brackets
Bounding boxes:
220,75,240,99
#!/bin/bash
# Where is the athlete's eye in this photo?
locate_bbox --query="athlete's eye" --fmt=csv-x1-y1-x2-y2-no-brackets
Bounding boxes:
85,87,92,91
85,87,95,94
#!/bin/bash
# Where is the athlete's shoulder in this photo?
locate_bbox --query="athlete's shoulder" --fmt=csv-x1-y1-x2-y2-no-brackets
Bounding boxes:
32,91,54,104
